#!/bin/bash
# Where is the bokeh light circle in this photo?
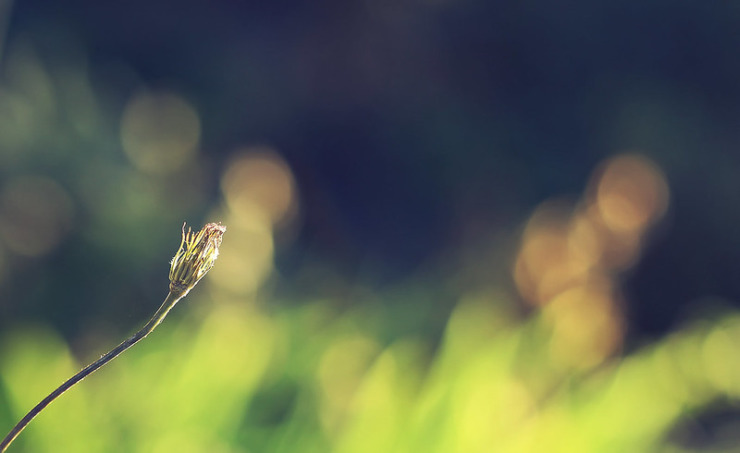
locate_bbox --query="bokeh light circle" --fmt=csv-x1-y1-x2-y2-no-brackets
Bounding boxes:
120,91,201,174
594,154,669,234
221,148,297,228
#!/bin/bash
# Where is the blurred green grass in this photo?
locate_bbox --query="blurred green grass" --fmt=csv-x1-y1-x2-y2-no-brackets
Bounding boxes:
2,294,740,452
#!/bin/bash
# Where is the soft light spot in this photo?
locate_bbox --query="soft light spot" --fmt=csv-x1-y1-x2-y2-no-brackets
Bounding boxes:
545,279,623,369
121,91,200,174
221,148,297,227
582,203,642,271
594,154,669,234
207,207,274,295
514,201,595,306
0,176,74,256
567,213,603,272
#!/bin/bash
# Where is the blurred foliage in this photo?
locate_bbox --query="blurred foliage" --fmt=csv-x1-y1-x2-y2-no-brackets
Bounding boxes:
2,2,740,453
3,292,740,452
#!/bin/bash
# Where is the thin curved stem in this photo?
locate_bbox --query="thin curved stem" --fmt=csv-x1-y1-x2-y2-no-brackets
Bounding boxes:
0,290,185,452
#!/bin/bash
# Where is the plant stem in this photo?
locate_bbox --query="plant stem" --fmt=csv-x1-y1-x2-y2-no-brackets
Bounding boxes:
0,289,186,452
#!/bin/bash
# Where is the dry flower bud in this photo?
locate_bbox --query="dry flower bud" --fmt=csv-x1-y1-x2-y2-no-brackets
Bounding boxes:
169,222,226,295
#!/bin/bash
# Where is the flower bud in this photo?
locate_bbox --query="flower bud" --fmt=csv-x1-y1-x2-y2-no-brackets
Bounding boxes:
169,222,226,295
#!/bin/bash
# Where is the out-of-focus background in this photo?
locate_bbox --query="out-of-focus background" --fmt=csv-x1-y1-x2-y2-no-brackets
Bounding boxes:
1,1,740,452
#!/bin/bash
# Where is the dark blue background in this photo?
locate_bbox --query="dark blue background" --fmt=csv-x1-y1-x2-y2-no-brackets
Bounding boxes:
6,0,740,341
